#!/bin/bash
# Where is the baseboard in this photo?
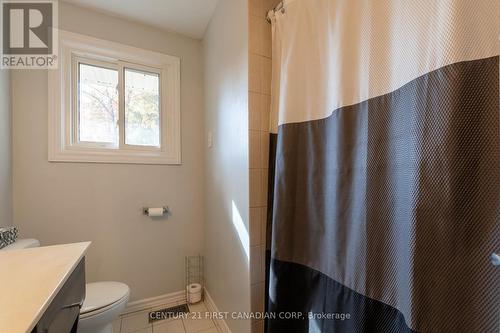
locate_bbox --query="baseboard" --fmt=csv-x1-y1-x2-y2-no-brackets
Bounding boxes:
204,288,232,333
123,290,186,315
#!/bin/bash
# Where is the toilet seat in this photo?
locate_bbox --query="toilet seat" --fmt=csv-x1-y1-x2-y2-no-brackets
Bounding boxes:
80,282,130,318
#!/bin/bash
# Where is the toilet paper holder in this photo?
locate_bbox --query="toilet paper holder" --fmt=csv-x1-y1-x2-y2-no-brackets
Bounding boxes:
143,207,170,217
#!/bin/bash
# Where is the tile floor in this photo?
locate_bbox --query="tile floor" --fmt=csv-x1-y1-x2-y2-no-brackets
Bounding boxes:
113,301,220,333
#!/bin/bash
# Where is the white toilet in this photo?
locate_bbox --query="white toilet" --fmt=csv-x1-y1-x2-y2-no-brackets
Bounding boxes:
2,239,130,333
78,281,130,333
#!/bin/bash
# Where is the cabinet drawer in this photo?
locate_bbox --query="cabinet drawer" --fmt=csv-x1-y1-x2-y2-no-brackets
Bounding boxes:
33,258,85,333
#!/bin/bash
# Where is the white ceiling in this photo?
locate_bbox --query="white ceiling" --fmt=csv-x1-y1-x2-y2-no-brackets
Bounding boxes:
62,0,220,39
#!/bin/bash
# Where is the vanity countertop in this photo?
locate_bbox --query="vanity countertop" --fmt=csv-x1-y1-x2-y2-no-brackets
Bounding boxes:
0,242,90,333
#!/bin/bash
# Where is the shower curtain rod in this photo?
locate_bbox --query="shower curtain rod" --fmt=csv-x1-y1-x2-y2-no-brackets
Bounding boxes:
266,1,285,23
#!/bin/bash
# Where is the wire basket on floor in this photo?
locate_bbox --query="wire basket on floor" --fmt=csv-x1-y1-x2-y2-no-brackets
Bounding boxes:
185,255,204,304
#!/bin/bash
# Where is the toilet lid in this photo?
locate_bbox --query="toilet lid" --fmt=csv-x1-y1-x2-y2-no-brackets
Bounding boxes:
81,282,130,314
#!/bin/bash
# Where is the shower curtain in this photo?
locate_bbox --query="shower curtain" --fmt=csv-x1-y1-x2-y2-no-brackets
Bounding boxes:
266,1,499,332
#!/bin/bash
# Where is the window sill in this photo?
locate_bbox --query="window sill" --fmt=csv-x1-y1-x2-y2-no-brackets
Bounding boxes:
48,147,181,165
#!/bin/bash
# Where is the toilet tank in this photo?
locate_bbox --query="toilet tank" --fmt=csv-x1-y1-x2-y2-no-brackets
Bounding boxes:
1,239,40,251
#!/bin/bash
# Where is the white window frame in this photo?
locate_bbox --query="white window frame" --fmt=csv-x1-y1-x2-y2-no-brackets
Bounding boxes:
48,30,181,164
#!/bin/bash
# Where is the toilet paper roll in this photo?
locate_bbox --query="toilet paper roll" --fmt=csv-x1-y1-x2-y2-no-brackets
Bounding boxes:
188,292,202,304
147,208,164,217
187,283,202,304
187,283,202,293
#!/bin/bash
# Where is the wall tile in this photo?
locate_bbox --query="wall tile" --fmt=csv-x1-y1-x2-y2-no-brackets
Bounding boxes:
249,54,262,93
261,94,271,131
260,206,268,245
250,169,262,207
249,0,263,18
249,16,262,54
260,245,266,282
262,57,272,95
250,207,262,246
249,130,262,169
249,0,274,312
262,22,272,58
260,132,270,169
250,245,262,284
261,169,269,206
251,283,265,313
249,92,262,130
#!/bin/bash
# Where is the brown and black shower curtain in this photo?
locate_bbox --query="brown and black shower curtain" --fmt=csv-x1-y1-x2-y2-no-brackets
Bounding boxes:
265,0,499,332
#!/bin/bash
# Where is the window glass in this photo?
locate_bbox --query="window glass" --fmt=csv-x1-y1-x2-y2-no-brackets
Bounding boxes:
78,63,119,144
124,68,160,147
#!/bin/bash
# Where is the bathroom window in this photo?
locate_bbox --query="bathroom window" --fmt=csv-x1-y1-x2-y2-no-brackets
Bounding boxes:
49,31,181,164
74,60,161,149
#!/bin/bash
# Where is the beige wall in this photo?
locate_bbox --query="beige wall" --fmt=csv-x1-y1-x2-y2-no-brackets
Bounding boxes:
202,0,251,332
0,69,12,228
248,0,280,332
12,2,205,301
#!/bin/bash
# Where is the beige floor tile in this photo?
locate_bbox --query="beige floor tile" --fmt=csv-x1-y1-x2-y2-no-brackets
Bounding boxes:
121,309,152,333
130,327,153,333
182,304,215,333
198,328,219,333
153,319,185,333
182,317,215,333
188,302,208,313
